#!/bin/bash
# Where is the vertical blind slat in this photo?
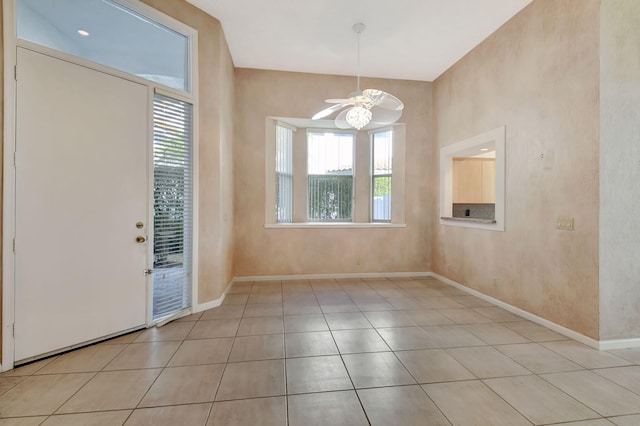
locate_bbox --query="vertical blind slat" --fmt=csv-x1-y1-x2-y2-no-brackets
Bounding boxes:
275,125,293,223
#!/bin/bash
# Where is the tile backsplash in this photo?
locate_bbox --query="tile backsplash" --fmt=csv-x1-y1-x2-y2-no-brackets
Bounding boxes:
452,203,495,220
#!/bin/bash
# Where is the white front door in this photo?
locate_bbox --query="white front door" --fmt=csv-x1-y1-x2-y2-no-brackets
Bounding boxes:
14,47,150,362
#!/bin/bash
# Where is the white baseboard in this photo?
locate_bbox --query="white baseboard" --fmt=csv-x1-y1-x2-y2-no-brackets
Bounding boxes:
233,271,431,282
193,280,234,313
428,272,603,350
598,338,640,351
194,294,224,313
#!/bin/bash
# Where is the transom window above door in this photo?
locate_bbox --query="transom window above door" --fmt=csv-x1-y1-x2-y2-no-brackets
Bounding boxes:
16,0,195,93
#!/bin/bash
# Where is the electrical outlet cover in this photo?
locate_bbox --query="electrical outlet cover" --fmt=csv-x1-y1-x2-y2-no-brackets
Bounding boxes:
556,216,574,230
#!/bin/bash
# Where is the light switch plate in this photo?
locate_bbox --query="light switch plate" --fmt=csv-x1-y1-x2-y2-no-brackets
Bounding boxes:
556,216,574,230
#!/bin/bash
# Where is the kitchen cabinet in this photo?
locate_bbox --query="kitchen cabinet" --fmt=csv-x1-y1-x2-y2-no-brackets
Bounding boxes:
453,158,495,203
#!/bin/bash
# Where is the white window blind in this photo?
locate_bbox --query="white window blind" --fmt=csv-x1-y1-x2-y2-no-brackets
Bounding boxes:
153,93,193,321
275,124,294,223
307,131,354,222
372,129,393,222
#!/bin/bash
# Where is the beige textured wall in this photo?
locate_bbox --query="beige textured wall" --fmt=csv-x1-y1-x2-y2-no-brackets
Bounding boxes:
218,35,236,299
1,0,4,360
234,69,432,276
432,0,601,338
599,0,640,340
141,0,235,302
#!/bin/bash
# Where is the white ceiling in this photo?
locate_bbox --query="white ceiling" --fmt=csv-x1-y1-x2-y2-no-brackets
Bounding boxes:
185,0,533,82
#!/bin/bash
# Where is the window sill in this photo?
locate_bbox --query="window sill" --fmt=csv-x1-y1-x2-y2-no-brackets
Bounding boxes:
439,216,503,231
265,222,407,229
440,216,496,224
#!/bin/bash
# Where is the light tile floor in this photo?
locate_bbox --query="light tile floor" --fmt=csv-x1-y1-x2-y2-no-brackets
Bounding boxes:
2,277,640,425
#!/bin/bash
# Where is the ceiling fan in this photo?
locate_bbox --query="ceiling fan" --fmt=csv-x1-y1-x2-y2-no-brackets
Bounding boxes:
312,23,404,130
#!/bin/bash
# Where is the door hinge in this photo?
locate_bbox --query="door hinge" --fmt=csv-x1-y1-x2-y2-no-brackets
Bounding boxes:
14,65,17,80
13,152,16,167
12,238,15,252
144,268,153,276
13,323,15,337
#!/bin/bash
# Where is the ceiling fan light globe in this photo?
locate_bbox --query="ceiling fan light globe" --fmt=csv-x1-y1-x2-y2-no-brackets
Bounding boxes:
346,106,372,130
365,89,382,97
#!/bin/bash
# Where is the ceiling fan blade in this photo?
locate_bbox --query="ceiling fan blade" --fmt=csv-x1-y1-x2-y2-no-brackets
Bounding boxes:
363,89,404,111
370,107,403,124
312,102,349,120
334,109,352,129
325,98,352,104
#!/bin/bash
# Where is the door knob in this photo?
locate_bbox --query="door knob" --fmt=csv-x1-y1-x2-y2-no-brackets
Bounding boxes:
136,236,146,243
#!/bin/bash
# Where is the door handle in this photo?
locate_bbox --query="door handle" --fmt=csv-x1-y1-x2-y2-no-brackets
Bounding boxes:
136,236,146,243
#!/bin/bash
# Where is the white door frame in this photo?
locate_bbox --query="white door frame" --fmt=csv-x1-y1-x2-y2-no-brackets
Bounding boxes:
2,0,18,372
1,0,199,371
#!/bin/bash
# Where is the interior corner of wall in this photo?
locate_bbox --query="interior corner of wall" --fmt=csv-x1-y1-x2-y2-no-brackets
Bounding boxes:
194,273,234,313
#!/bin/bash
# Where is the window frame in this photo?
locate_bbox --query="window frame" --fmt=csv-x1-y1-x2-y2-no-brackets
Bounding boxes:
152,92,194,322
15,0,198,97
306,129,356,223
370,128,394,223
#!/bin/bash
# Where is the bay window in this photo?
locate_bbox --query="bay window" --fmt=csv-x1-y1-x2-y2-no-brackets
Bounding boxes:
265,118,405,227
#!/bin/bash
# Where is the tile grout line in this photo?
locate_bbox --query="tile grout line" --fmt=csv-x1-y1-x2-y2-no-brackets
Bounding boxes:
282,282,291,426
347,277,588,425
334,279,373,426
204,283,251,425
536,369,639,419
40,336,143,420
590,367,640,398
367,278,460,426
